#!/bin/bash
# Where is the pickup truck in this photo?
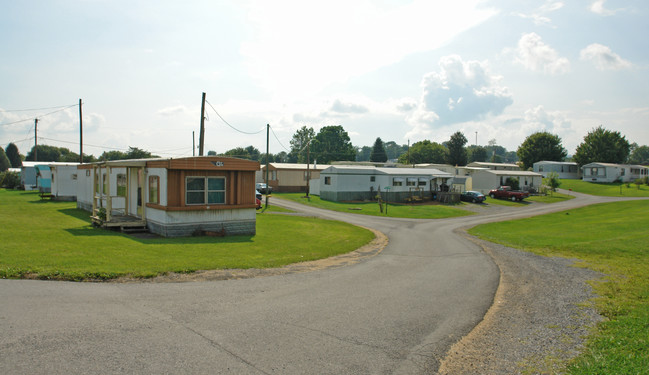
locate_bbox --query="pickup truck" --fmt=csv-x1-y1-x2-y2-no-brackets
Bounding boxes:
488,186,530,201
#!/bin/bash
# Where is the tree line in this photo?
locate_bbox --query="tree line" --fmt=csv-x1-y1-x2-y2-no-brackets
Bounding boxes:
2,125,647,174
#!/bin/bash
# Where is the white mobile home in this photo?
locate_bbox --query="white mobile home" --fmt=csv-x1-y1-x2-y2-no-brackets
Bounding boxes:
582,163,649,183
77,156,260,237
49,163,80,201
533,161,580,179
318,165,451,202
467,162,521,171
470,169,543,194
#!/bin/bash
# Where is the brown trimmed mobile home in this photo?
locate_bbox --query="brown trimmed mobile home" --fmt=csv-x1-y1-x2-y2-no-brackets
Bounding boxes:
77,156,260,237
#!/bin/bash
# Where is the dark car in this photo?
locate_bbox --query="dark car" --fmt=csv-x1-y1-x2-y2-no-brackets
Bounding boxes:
460,191,486,203
256,182,272,194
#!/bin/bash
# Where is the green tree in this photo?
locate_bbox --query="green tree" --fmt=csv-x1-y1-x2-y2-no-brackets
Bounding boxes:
289,126,315,163
446,131,468,166
0,148,10,171
25,145,63,161
224,147,251,159
5,143,22,168
467,145,488,163
516,131,567,170
543,171,561,194
99,150,128,161
245,146,261,161
311,125,355,164
356,146,372,162
573,126,630,166
628,144,649,164
274,151,289,163
384,141,407,161
398,140,447,164
126,147,156,159
369,137,388,162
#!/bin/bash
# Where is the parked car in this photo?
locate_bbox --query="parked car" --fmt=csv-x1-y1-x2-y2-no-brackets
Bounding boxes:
256,182,272,194
255,190,262,209
488,186,530,201
460,191,486,203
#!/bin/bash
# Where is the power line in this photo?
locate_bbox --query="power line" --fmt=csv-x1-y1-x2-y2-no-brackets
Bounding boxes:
0,104,79,127
204,100,265,135
1,104,78,112
269,125,291,152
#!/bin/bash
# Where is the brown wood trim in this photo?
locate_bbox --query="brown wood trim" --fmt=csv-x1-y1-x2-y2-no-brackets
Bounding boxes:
146,203,257,211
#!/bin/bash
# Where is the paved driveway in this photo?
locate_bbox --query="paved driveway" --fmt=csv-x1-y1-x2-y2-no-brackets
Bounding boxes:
0,191,620,374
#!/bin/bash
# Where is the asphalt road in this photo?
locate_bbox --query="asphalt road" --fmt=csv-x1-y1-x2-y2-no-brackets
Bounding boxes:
0,191,623,374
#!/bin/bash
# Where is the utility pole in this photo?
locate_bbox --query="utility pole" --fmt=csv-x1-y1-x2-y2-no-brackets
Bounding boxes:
79,99,83,163
475,131,478,146
192,131,196,156
306,141,310,198
198,92,206,156
265,124,270,208
34,118,38,161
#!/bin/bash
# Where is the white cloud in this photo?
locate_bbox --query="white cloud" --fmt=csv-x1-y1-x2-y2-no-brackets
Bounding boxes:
405,55,513,139
589,0,617,15
515,33,570,74
580,43,632,70
157,105,191,117
523,105,571,133
516,1,564,26
329,100,369,115
240,0,497,98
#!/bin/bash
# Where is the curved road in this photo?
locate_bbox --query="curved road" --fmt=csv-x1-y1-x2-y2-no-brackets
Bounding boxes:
0,191,625,374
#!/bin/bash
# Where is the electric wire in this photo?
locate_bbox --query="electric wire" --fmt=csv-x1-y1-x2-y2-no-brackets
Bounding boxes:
1,104,78,112
0,104,79,127
269,125,291,153
204,100,265,135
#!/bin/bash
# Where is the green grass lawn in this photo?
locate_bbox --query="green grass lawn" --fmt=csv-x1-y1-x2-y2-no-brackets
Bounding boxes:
272,193,473,219
560,179,649,197
0,189,374,281
469,200,649,374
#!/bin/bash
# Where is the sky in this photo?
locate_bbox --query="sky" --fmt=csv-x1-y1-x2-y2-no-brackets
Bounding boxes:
1,0,648,159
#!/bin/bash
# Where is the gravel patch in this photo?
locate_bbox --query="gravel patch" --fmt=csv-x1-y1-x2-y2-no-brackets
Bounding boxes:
438,234,604,374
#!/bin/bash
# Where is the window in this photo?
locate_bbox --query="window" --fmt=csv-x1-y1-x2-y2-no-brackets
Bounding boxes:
406,178,416,186
116,174,127,197
418,178,427,187
72,174,77,180
393,178,403,187
370,176,375,182
149,175,159,204
186,177,226,205
538,165,544,172
324,176,331,185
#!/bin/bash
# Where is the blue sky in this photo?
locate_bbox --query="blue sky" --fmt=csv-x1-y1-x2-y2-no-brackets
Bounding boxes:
1,0,647,159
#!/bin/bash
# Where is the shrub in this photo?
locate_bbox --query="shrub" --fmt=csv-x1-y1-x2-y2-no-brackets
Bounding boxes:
0,171,21,189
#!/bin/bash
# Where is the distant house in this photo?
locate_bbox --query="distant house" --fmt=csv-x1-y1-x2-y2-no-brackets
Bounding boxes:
260,163,329,193
466,162,521,171
470,169,543,194
20,161,40,190
77,156,260,237
318,165,451,203
49,163,80,201
533,161,580,179
582,163,649,183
